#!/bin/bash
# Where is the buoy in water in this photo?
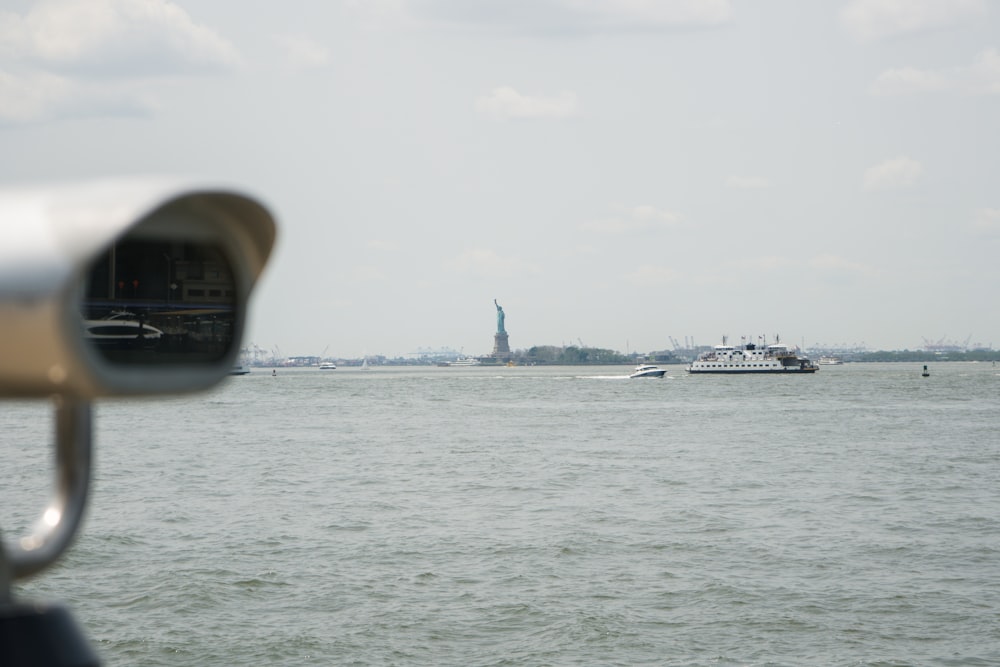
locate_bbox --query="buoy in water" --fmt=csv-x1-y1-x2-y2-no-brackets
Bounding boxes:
921,365,929,377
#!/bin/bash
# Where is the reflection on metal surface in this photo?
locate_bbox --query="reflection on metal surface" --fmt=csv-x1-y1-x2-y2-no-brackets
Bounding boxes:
82,238,238,365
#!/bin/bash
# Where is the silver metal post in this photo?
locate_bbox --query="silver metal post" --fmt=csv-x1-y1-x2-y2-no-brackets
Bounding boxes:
5,397,93,581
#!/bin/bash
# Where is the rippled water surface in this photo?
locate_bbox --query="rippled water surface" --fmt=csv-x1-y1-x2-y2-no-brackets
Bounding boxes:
4,362,1000,665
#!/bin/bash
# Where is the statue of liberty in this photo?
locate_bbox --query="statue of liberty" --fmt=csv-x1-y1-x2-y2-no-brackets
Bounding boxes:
494,299,506,334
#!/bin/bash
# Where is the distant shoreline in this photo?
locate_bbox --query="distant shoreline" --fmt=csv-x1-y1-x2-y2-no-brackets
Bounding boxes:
257,355,999,369
255,347,1000,368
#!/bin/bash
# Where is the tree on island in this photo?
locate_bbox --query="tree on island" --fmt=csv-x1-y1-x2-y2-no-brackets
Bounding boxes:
515,345,631,365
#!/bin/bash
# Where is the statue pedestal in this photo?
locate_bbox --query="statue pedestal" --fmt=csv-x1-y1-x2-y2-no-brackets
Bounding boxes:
492,332,510,359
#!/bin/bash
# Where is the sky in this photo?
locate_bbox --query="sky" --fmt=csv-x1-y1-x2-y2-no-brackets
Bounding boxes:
2,0,999,357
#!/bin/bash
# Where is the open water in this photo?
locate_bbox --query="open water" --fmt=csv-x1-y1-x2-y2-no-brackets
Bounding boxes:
3,362,1000,666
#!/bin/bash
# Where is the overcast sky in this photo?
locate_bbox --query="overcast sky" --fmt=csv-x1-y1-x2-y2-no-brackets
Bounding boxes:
2,0,999,357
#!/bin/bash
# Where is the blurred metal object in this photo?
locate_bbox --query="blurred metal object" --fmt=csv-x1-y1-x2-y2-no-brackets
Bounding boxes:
0,178,279,665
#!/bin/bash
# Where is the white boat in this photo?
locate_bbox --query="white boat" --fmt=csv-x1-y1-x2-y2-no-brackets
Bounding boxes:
688,337,817,374
630,364,667,379
441,357,481,367
318,362,336,370
83,311,162,350
818,356,843,365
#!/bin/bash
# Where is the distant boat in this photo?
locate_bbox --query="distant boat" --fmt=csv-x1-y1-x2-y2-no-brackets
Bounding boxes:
688,336,818,374
818,356,844,365
440,357,481,367
629,364,667,379
361,357,370,370
229,364,250,375
318,361,336,370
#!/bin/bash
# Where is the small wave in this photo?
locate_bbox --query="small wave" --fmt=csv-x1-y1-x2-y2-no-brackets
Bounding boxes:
324,522,371,532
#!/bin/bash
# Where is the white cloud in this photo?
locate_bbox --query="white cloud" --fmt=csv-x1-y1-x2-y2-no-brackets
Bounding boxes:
726,175,770,189
734,255,795,271
0,0,240,77
863,156,923,191
475,86,578,120
0,68,154,124
0,0,238,123
632,205,680,224
870,66,949,95
972,208,1000,236
0,69,73,123
404,0,732,32
343,0,407,18
273,34,330,70
871,48,1000,96
733,254,879,279
557,0,732,29
968,48,1000,94
447,248,540,277
581,205,682,234
841,0,987,41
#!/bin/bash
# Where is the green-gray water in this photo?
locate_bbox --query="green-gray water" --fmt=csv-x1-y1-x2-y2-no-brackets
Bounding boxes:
4,362,999,665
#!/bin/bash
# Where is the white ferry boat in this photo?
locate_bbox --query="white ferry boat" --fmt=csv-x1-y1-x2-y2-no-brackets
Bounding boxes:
440,357,481,367
818,356,843,365
688,338,817,374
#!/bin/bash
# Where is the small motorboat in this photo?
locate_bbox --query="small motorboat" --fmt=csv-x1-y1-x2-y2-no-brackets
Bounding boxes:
318,362,336,370
629,364,667,379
